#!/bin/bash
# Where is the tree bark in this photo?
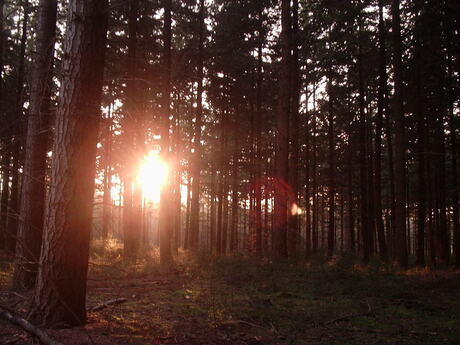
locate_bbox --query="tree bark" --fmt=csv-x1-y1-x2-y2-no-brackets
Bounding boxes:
28,0,108,326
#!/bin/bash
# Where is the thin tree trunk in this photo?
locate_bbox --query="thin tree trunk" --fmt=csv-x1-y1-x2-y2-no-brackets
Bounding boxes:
375,0,388,261
288,0,300,259
273,0,291,260
159,0,173,266
189,0,205,251
327,74,335,258
391,0,408,268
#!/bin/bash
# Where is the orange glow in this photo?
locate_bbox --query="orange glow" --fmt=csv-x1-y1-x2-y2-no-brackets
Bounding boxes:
138,151,169,203
291,203,302,216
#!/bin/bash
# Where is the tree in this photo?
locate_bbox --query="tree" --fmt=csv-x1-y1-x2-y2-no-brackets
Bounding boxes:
273,0,291,260
391,0,408,268
29,0,108,326
13,0,58,290
189,0,205,251
159,0,174,266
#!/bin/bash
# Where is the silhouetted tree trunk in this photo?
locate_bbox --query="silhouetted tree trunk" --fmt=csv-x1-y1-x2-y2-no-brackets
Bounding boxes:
327,75,335,258
254,9,263,257
159,0,173,266
102,112,113,240
273,0,290,260
29,0,108,326
230,139,239,253
414,6,426,266
6,0,28,254
374,0,388,261
391,0,408,268
288,0,300,258
123,0,141,258
358,11,370,263
189,0,205,251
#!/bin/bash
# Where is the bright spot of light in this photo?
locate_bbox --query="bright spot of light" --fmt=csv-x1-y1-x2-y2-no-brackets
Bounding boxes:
138,151,169,203
291,203,302,216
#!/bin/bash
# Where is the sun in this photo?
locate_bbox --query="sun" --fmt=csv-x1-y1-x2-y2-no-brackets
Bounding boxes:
138,151,169,204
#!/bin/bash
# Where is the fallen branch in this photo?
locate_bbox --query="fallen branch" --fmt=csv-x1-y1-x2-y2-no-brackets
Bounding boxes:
89,298,127,312
0,306,64,345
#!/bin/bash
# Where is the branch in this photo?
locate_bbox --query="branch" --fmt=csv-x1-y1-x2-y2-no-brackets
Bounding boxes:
0,306,64,345
89,298,127,312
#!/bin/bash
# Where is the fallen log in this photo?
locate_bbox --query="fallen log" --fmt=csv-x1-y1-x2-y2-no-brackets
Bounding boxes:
89,297,127,312
0,306,64,345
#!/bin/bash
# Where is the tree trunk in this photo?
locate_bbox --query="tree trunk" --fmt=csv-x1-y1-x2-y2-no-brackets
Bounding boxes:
288,0,300,259
14,0,56,290
29,0,108,326
254,9,264,257
358,11,370,263
391,0,408,268
159,0,173,266
273,0,291,260
189,0,205,251
327,75,335,258
374,0,388,261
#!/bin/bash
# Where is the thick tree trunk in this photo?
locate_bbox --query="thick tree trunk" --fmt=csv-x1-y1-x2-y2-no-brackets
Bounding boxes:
29,0,108,326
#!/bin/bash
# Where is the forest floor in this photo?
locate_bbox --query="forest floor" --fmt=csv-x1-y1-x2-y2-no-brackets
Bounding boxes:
1,247,460,345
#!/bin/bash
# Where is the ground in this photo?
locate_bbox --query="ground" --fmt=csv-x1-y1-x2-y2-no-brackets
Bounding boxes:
1,249,459,345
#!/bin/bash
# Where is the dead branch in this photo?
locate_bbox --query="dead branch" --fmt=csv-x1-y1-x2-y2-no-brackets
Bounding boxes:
89,298,127,312
0,306,64,345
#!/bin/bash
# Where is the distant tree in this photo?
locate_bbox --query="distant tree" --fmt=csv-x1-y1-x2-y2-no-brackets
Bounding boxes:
189,0,205,251
159,0,174,266
13,0,58,290
391,0,408,268
273,0,291,260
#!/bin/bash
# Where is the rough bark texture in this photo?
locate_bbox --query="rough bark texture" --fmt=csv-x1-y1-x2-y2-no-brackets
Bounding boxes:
13,0,57,290
28,0,108,326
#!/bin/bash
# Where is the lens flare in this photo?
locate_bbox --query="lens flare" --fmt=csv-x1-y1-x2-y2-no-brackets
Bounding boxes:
138,151,168,203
